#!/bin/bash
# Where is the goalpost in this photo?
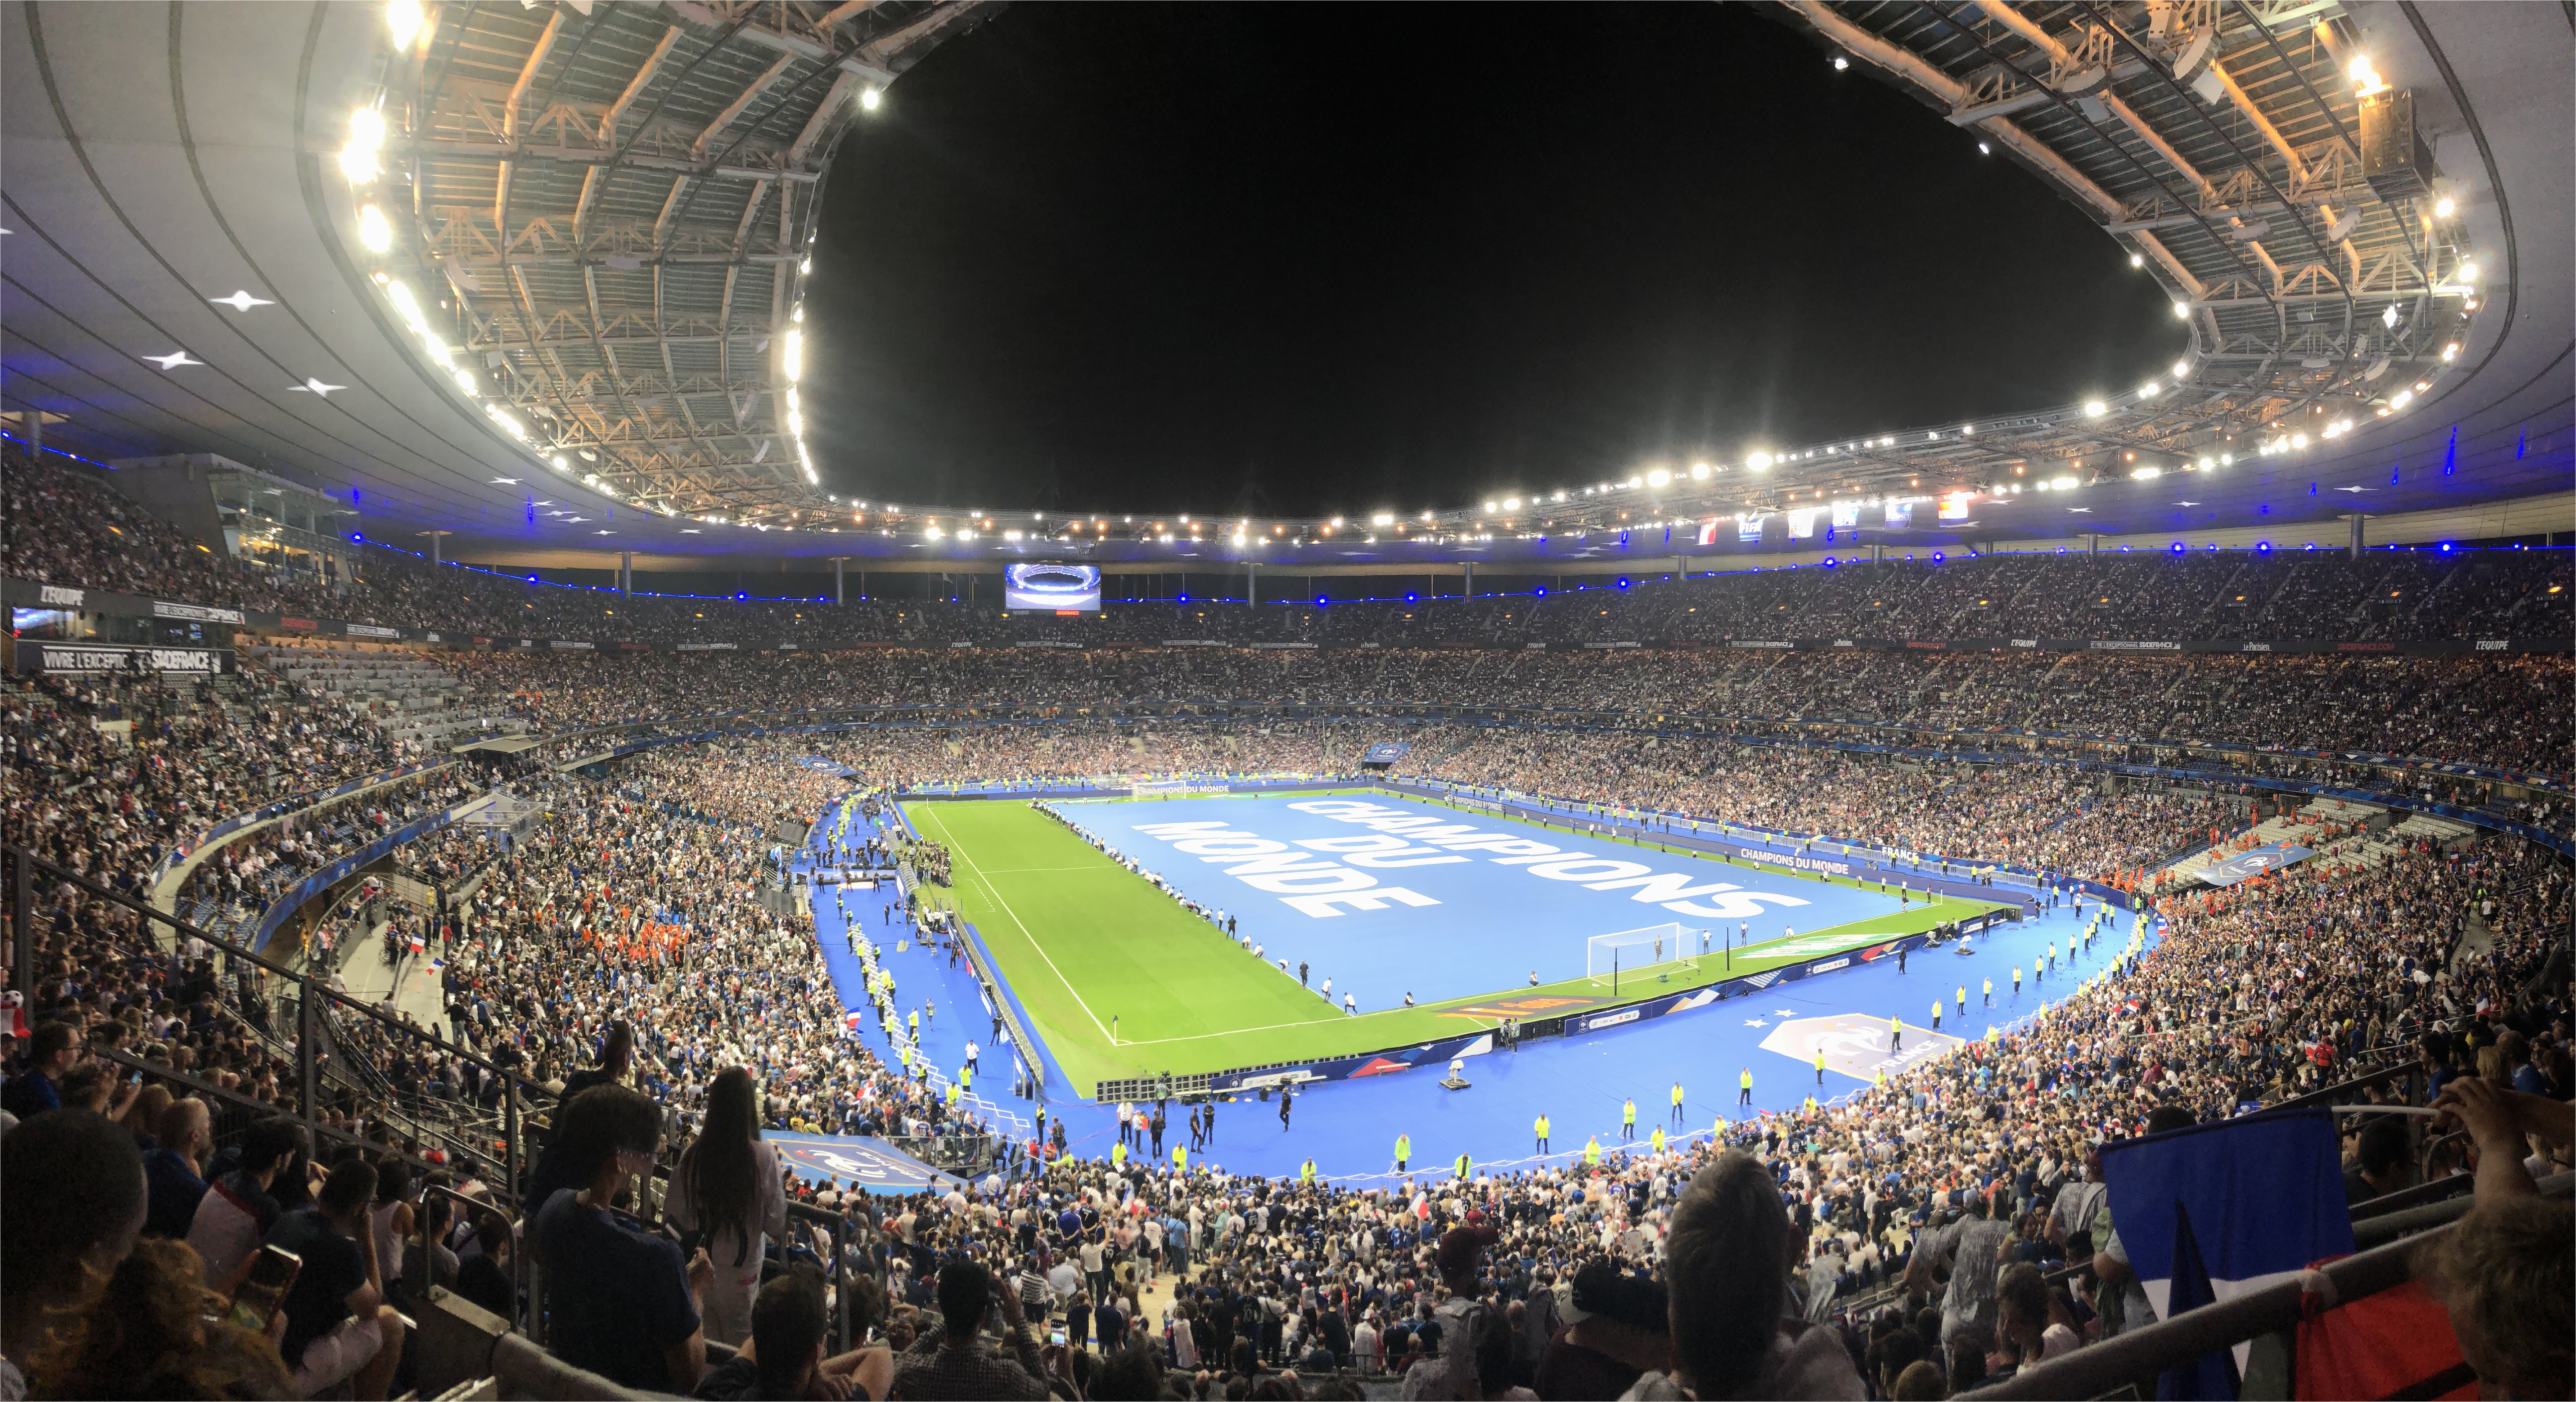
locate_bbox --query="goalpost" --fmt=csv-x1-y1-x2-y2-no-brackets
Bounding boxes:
1584,922,1699,995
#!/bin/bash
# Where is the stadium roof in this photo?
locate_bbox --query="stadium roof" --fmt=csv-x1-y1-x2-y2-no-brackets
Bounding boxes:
3,0,2566,569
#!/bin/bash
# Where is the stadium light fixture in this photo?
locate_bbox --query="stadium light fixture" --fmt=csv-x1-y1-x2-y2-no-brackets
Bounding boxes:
1690,463,1710,479
1747,453,1772,470
860,87,883,112
1978,141,1990,154
2455,262,2478,283
1646,469,1669,487
2347,55,2387,97
358,204,392,252
385,0,424,49
2172,301,2192,320
2139,381,2161,398
2082,400,2107,418
2433,195,2456,218
340,106,384,181
1830,53,1848,70
2129,252,2145,268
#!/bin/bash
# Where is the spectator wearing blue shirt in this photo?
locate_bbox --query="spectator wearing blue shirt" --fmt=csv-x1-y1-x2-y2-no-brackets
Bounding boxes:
1,1022,79,1119
141,1097,213,1239
534,1082,716,1395
2499,1031,2552,1098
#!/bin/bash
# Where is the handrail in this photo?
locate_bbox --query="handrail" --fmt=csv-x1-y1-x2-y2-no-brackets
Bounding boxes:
7,844,544,1192
1963,1173,2574,1399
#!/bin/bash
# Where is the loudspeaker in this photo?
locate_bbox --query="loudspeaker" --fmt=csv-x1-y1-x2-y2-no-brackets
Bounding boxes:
2359,90,2438,202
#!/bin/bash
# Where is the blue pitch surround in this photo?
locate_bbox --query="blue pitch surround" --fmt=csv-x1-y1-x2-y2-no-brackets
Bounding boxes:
1063,792,1919,1012
792,792,2158,1186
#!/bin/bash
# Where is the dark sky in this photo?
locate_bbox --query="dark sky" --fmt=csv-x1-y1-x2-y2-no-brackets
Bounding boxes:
806,4,2188,520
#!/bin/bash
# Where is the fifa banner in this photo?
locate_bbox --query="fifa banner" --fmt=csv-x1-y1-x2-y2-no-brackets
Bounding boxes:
2195,841,2316,886
1207,1030,1496,1095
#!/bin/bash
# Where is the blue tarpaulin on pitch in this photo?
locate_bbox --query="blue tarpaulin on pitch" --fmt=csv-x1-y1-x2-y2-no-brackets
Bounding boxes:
2196,842,2315,886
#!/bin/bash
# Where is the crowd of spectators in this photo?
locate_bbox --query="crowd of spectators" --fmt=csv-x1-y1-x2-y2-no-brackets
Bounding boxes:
429,645,2571,786
12,441,2572,655
4,446,2572,1400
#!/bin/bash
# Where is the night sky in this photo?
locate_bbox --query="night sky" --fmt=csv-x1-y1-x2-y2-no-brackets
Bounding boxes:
806,4,2188,520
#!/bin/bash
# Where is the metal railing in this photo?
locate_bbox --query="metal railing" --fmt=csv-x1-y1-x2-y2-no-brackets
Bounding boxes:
6,842,539,1205
1964,1173,2573,1399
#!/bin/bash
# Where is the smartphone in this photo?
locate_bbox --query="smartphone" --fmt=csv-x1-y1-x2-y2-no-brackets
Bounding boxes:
228,1244,301,1332
1050,1328,1067,1345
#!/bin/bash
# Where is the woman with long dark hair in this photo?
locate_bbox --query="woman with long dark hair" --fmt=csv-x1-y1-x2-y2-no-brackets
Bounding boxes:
669,1066,787,1345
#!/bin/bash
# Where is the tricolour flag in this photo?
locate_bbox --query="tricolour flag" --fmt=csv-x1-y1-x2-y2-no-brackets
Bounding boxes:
2099,1109,2354,1399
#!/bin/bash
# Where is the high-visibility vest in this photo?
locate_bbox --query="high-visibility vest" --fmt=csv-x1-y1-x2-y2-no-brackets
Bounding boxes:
1671,1084,1684,1106
1112,1142,1127,1167
1740,1069,1753,1089
1584,1139,1601,1166
1650,1127,1666,1153
1172,1146,1187,1169
1395,1134,1410,1160
1622,1101,1635,1124
1301,1160,1316,1182
1454,1154,1471,1180
1535,1115,1550,1137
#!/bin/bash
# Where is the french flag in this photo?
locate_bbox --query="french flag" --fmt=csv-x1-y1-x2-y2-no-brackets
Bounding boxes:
2099,1109,2354,1399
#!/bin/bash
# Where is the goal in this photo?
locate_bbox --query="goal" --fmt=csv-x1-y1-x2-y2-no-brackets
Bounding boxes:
1585,922,1699,993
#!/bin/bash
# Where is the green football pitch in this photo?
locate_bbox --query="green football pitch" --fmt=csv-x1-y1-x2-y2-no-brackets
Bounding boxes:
905,794,2004,1096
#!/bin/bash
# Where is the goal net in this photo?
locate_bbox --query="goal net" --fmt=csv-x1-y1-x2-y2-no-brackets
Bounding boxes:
1584,922,1699,992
